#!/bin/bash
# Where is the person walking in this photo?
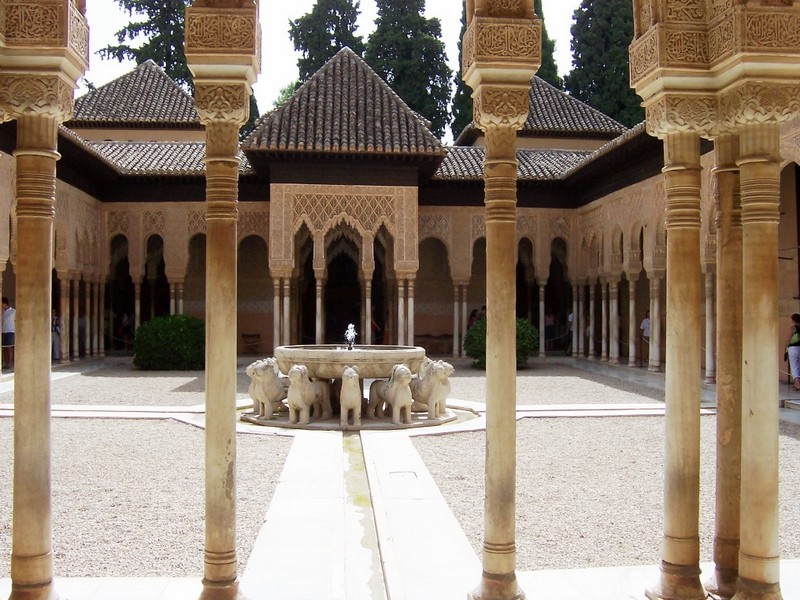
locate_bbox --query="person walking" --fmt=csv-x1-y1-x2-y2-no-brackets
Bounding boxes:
640,310,651,365
51,309,61,362
2,297,15,369
785,313,800,391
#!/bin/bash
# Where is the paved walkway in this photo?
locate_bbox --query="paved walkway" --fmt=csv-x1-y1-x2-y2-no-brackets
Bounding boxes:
1,357,799,599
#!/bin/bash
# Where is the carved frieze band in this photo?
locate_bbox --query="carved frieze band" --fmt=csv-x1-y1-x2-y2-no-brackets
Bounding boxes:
69,3,89,64
195,84,248,125
462,17,541,75
185,9,257,54
645,94,718,137
107,211,130,237
0,75,74,119
487,0,525,19
473,86,530,129
4,0,63,46
666,0,705,23
719,82,800,126
744,12,800,51
629,28,658,84
419,214,450,243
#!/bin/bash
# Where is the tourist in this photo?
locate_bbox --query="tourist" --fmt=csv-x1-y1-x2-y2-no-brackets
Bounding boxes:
640,311,651,342
467,309,479,329
2,297,15,369
51,309,61,362
786,313,800,391
566,311,574,355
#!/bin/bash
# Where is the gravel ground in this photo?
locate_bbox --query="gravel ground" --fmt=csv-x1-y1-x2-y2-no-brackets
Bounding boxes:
414,417,800,570
446,358,664,404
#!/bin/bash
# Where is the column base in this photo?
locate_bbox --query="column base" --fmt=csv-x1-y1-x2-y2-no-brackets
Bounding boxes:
645,561,705,600
648,364,661,372
704,375,716,384
199,578,248,600
705,567,739,600
628,360,637,368
467,572,525,600
730,577,782,600
610,357,620,364
9,581,59,600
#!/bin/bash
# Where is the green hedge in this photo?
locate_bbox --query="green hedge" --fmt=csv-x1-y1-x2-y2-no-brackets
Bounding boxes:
463,316,539,369
133,314,205,370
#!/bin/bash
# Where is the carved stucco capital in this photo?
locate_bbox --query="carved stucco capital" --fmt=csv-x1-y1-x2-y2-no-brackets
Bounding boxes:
195,83,249,126
473,85,530,130
719,81,800,127
645,93,719,138
0,74,75,121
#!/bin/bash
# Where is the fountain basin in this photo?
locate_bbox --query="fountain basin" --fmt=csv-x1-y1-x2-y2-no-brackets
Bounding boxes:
275,344,426,379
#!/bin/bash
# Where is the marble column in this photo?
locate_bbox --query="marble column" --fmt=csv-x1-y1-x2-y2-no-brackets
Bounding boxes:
538,282,545,357
600,281,608,361
704,269,716,383
648,275,662,372
93,279,101,357
706,132,742,600
195,103,250,599
407,278,415,346
134,281,141,332
588,283,596,359
59,276,70,364
9,112,61,600
71,276,79,360
577,283,585,357
453,286,460,358
98,281,106,358
628,276,637,368
461,285,469,353
646,131,705,600
282,277,290,345
315,276,323,345
397,279,406,346
365,279,372,345
571,283,578,356
273,279,281,349
84,278,92,356
733,121,783,600
608,279,619,364
170,282,177,314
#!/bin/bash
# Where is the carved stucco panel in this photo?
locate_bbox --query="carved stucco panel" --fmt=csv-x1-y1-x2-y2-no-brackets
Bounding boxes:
419,213,451,246
239,209,269,243
143,210,165,239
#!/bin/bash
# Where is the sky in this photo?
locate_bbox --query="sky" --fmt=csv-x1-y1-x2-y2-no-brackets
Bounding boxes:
83,0,582,134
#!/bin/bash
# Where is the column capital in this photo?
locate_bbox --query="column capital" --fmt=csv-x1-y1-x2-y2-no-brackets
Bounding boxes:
645,93,718,139
195,83,250,128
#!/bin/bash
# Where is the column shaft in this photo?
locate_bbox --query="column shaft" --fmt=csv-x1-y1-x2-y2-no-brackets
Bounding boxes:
461,285,469,355
59,277,70,364
628,280,637,367
273,279,281,349
588,284,596,359
649,277,662,372
704,270,716,383
282,278,290,345
315,278,323,345
407,280,415,345
365,280,372,345
93,280,100,357
571,284,578,356
734,122,783,598
170,282,177,314
397,280,406,346
538,283,545,357
577,284,585,357
134,282,141,333
10,113,59,600
609,280,619,364
71,277,79,360
453,286,460,357
600,282,608,361
99,281,105,357
84,279,92,356
647,131,704,600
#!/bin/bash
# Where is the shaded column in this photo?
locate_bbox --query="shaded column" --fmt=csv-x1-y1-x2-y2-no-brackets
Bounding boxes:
646,130,705,600
627,275,638,367
571,283,578,356
59,276,70,364
9,112,62,600
84,277,92,356
98,280,106,358
648,274,663,372
461,284,469,353
733,121,783,600
588,282,596,359
170,281,177,314
71,275,79,361
315,274,323,345
608,279,619,364
600,281,608,361
177,282,184,315
407,277,415,345
282,277,290,345
93,279,101,357
397,279,406,346
577,283,585,357
453,285,460,357
134,280,141,332
364,279,372,345
538,281,545,357
273,278,281,349
704,269,715,383
706,132,742,600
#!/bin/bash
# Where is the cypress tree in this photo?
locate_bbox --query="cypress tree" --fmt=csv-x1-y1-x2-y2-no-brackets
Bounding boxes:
535,0,563,90
563,0,644,126
289,0,366,82
450,2,472,141
365,0,452,139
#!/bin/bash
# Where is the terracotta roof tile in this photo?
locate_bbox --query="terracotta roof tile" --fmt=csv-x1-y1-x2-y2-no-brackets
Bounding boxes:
69,60,200,127
244,48,444,156
434,146,592,181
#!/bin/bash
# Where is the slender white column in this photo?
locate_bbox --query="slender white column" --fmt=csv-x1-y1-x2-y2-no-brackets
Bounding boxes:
453,285,460,357
609,279,619,364
365,280,372,345
59,277,70,364
71,277,79,360
628,278,637,367
600,281,608,361
99,281,106,357
577,284,585,357
461,285,468,355
315,277,323,345
84,278,92,357
170,282,176,314
588,283,596,359
571,283,578,356
538,282,545,357
177,282,184,315
93,279,101,357
134,281,141,332
407,279,415,345
704,270,716,383
649,276,662,372
397,279,406,346
282,278,290,345
273,279,281,349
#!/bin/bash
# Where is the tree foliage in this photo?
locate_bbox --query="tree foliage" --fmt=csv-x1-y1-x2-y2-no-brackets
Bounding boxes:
100,0,192,89
365,0,452,139
563,0,644,127
463,317,539,369
289,0,366,82
450,2,472,141
134,314,205,370
535,0,563,90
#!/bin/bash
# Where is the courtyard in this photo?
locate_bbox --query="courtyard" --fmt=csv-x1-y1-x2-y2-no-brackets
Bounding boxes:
1,358,798,599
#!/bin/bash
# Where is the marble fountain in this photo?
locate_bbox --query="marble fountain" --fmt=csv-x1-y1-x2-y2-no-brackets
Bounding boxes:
240,325,460,430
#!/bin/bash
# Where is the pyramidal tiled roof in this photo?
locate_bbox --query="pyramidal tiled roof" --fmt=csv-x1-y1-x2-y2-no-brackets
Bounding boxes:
69,60,200,127
455,77,627,144
434,147,592,181
244,48,444,156
85,141,252,176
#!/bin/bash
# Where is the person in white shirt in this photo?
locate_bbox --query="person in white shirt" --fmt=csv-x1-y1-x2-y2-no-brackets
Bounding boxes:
640,311,651,341
2,297,15,368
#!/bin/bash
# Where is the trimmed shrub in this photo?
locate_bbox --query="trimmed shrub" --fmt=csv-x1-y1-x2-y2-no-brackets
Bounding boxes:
133,314,205,370
463,316,539,369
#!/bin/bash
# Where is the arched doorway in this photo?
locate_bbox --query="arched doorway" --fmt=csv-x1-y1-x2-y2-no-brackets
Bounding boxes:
107,234,134,351
546,237,572,352
141,235,169,322
184,234,206,319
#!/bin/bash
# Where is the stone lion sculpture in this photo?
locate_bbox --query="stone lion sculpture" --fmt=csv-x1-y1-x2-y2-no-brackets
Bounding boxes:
339,365,362,429
368,363,413,425
410,358,454,419
245,357,289,419
287,364,332,425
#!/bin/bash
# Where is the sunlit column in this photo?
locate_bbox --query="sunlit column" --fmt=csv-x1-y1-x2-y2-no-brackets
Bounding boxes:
608,279,619,363
315,275,323,345
461,284,469,352
59,276,70,364
93,278,101,357
600,281,608,361
627,275,637,367
397,279,406,346
577,283,585,357
571,283,578,356
704,269,715,383
170,281,177,314
98,280,106,357
364,279,372,345
588,282,596,359
282,277,290,345
71,275,79,360
273,278,281,348
407,277,415,345
648,275,662,372
134,280,141,333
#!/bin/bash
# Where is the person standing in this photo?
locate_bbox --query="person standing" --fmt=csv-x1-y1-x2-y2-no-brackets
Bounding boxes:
51,309,61,362
2,297,15,369
640,310,651,364
785,313,800,391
